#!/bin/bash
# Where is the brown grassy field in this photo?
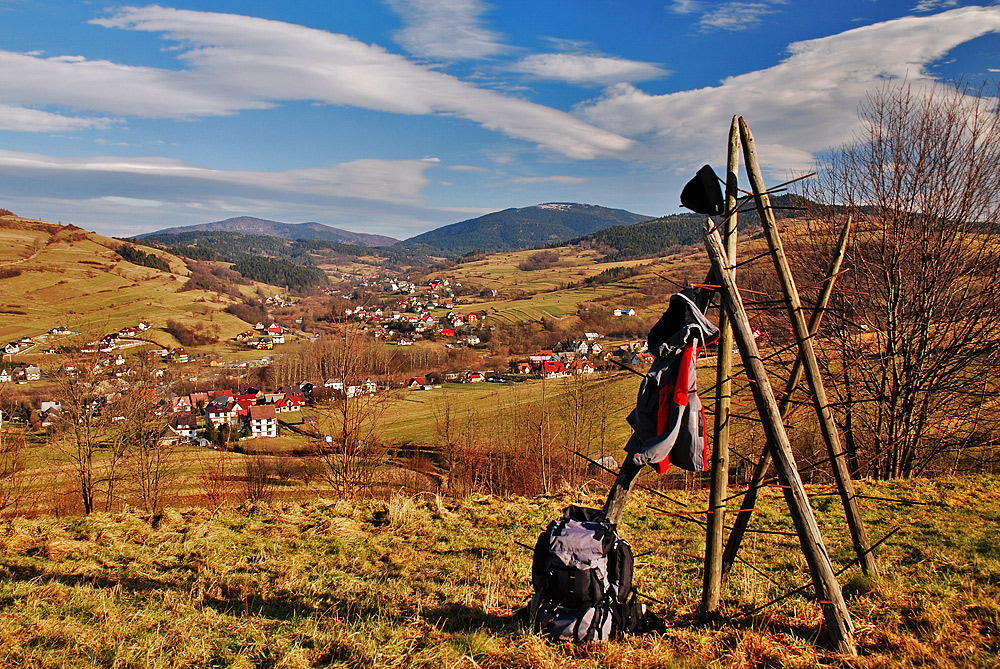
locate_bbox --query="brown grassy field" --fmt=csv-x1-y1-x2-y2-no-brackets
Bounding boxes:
0,475,997,668
0,216,254,349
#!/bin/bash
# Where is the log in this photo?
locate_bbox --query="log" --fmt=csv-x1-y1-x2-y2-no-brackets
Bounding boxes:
739,117,877,577
721,216,851,580
701,116,740,617
704,223,857,656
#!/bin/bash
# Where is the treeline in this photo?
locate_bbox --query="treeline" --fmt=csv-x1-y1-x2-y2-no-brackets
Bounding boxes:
126,231,434,289
571,215,704,262
116,245,170,271
232,257,327,291
584,264,642,286
179,261,247,297
572,194,811,262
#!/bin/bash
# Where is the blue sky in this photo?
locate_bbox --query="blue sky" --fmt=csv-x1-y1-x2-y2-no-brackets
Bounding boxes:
0,1,998,240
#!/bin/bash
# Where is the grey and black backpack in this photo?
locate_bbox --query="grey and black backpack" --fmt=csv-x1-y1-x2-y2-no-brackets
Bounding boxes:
529,506,644,642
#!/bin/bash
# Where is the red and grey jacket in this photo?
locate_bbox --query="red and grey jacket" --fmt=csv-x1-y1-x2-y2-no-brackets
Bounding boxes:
624,293,720,473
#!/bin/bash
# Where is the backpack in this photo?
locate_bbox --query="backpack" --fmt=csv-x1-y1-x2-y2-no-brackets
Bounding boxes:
529,506,644,642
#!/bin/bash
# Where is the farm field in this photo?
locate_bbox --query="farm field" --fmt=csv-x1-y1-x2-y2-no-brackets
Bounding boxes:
448,247,709,327
0,475,995,668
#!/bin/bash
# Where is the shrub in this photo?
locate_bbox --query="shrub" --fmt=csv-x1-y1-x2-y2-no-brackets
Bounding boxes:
164,320,219,346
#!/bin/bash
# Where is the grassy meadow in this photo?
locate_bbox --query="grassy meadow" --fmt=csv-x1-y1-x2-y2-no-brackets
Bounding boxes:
0,216,257,349
0,476,997,668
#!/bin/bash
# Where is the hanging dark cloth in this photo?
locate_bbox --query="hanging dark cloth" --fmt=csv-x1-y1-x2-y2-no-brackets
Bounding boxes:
624,293,720,473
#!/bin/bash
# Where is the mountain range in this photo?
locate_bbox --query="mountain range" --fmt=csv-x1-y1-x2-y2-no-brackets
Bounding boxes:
142,203,654,255
141,216,398,247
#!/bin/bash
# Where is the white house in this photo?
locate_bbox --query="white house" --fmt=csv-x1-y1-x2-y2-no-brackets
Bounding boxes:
163,413,198,444
248,405,277,438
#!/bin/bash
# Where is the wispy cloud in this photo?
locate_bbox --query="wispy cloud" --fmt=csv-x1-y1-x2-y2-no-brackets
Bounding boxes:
385,0,507,59
579,6,1000,172
0,151,467,237
698,2,785,32
0,7,631,160
0,102,113,132
507,175,587,184
0,150,436,203
670,0,786,32
511,54,669,86
913,0,959,12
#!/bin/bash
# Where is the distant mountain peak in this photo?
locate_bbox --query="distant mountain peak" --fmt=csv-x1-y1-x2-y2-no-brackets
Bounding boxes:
399,203,652,254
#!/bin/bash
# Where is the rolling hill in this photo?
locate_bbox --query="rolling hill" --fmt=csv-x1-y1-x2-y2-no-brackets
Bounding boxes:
143,216,398,247
0,214,267,345
397,203,653,254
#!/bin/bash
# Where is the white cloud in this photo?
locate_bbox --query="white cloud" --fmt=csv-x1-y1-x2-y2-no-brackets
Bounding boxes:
512,54,669,85
447,164,489,172
385,0,507,59
95,196,166,208
579,6,1000,172
6,6,626,160
507,175,587,184
0,149,435,203
0,103,113,132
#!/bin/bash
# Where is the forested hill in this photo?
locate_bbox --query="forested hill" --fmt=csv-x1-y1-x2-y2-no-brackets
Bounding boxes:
142,216,398,247
129,230,433,280
574,194,812,262
397,203,653,254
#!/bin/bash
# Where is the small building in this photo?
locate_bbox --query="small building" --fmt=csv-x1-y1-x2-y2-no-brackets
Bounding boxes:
163,413,198,444
170,395,193,414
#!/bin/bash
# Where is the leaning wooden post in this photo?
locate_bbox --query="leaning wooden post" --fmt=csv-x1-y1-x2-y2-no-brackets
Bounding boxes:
603,453,643,524
720,216,852,580
739,117,877,577
704,223,857,656
700,116,740,617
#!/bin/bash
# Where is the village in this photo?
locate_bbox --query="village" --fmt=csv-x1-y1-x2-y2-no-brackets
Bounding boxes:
0,272,659,450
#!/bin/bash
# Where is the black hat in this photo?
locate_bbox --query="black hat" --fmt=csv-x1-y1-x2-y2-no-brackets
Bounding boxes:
680,164,724,216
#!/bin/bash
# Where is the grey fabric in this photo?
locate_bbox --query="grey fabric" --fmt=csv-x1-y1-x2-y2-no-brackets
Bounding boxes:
625,293,719,472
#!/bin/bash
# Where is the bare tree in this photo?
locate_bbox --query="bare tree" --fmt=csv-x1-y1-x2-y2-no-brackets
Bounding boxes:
555,371,613,484
311,325,396,497
54,352,108,514
806,80,1000,478
0,388,31,515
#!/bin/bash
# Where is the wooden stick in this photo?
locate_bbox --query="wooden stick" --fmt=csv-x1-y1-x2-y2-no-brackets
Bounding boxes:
704,223,857,656
701,115,740,618
738,117,877,577
721,215,852,580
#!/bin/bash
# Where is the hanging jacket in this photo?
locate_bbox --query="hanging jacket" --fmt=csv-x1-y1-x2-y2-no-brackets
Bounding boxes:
625,293,720,473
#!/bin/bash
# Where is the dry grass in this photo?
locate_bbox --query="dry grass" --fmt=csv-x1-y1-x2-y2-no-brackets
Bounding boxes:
0,476,998,667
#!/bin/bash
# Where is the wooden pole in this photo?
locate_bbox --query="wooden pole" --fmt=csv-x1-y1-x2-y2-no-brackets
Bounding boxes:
704,223,857,656
738,117,877,577
701,116,740,617
721,217,851,580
